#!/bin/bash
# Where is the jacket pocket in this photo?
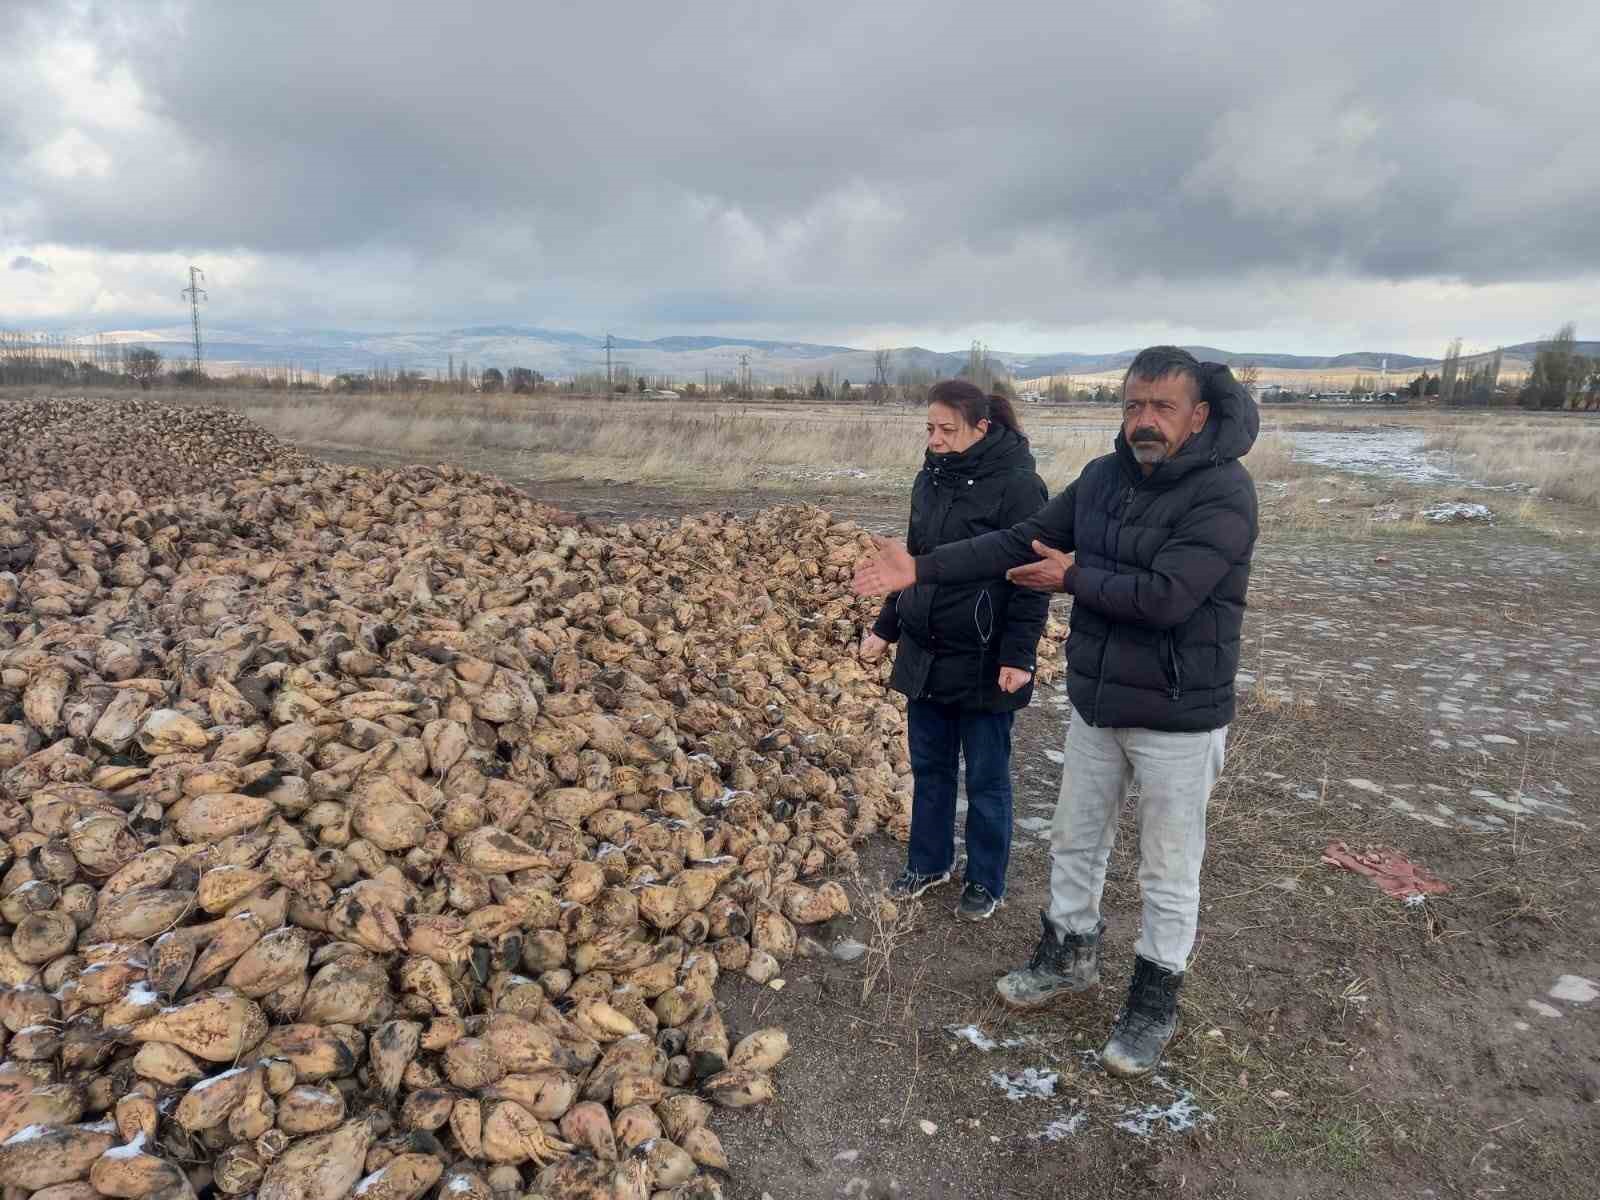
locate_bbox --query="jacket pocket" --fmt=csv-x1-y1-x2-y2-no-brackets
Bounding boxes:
1162,632,1182,701
973,588,995,647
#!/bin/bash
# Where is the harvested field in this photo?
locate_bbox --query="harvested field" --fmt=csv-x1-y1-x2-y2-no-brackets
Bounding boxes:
2,393,1598,1200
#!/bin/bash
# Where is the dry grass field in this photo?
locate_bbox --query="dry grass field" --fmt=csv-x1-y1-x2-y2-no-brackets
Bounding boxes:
36,387,1586,545
1423,421,1600,508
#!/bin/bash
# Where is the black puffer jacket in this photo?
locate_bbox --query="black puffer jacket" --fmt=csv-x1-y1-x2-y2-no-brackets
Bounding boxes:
872,426,1049,712
915,365,1259,732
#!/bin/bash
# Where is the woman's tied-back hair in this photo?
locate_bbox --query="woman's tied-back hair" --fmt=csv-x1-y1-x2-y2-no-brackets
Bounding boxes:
1122,345,1204,405
928,378,1023,434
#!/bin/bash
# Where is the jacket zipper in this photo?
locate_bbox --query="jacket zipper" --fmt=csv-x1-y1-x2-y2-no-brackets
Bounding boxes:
1091,480,1140,724
1164,632,1182,701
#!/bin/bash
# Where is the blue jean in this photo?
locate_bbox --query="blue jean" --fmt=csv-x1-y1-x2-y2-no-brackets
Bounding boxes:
906,699,1015,897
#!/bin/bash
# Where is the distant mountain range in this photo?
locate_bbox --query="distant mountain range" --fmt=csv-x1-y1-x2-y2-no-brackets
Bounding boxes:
72,322,1584,383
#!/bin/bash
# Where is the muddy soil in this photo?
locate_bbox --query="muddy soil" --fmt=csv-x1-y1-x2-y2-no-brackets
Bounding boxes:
316,444,1600,1199
709,529,1600,1200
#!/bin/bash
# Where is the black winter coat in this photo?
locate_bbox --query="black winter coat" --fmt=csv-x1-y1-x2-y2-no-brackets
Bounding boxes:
872,426,1050,712
915,365,1259,732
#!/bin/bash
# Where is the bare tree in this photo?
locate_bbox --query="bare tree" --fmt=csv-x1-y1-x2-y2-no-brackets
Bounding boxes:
871,348,892,405
1235,362,1260,392
964,340,993,391
126,346,163,390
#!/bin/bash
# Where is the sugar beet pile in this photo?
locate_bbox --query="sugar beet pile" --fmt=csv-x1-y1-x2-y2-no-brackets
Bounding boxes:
0,397,1065,1200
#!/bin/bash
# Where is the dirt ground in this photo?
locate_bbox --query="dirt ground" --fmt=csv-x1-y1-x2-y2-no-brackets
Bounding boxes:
311,439,1599,1199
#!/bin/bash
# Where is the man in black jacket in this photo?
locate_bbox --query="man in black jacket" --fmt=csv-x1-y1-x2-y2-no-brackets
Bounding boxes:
854,347,1258,1078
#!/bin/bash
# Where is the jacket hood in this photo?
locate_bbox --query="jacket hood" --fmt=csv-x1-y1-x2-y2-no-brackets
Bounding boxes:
1114,362,1260,478
923,424,1036,480
1196,362,1259,462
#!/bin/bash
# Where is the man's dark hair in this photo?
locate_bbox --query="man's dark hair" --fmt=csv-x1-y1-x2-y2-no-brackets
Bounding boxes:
1123,346,1203,405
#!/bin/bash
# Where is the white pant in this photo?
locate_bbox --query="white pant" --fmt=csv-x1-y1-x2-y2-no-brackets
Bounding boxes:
1047,705,1226,974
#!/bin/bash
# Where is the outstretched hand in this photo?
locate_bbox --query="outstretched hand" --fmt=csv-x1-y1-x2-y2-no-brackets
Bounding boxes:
853,536,916,596
1006,540,1074,591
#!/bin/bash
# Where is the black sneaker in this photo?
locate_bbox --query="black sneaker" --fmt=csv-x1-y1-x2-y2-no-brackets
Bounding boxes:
956,881,1001,921
1101,955,1183,1078
887,868,951,900
994,912,1103,1010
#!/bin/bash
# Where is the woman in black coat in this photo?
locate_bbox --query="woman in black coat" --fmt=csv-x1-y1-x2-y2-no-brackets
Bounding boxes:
862,380,1050,919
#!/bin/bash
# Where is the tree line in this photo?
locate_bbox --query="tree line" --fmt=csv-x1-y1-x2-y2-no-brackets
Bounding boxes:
8,327,1597,411
1415,326,1597,410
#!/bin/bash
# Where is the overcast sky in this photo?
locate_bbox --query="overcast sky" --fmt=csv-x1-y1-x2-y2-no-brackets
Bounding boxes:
3,0,1597,355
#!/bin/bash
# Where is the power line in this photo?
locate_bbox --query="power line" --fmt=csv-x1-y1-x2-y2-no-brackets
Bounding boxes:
181,266,207,377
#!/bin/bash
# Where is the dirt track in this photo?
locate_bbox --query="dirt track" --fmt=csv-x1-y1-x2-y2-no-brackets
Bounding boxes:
312,441,1600,1199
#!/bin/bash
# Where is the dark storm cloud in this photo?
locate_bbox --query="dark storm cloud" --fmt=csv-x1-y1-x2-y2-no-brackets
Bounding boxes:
4,0,1598,342
9,256,51,273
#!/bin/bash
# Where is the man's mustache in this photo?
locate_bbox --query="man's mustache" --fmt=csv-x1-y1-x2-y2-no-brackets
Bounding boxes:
1130,427,1166,445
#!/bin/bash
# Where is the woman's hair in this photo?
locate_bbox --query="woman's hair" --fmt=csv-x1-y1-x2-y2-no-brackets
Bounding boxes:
927,378,1023,434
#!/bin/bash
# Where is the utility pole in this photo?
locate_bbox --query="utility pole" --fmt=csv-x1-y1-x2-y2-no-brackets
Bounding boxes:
605,333,615,392
181,266,207,378
738,352,751,400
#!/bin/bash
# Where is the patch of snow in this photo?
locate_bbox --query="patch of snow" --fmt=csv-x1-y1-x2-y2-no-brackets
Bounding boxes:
3,1125,52,1145
990,1067,1059,1101
1422,502,1493,524
1289,429,1527,493
946,1024,1033,1053
949,1024,999,1052
1115,1090,1214,1137
1526,999,1563,1019
122,982,160,1006
193,1066,249,1091
103,1133,149,1159
1549,975,1598,1004
1033,1112,1088,1141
